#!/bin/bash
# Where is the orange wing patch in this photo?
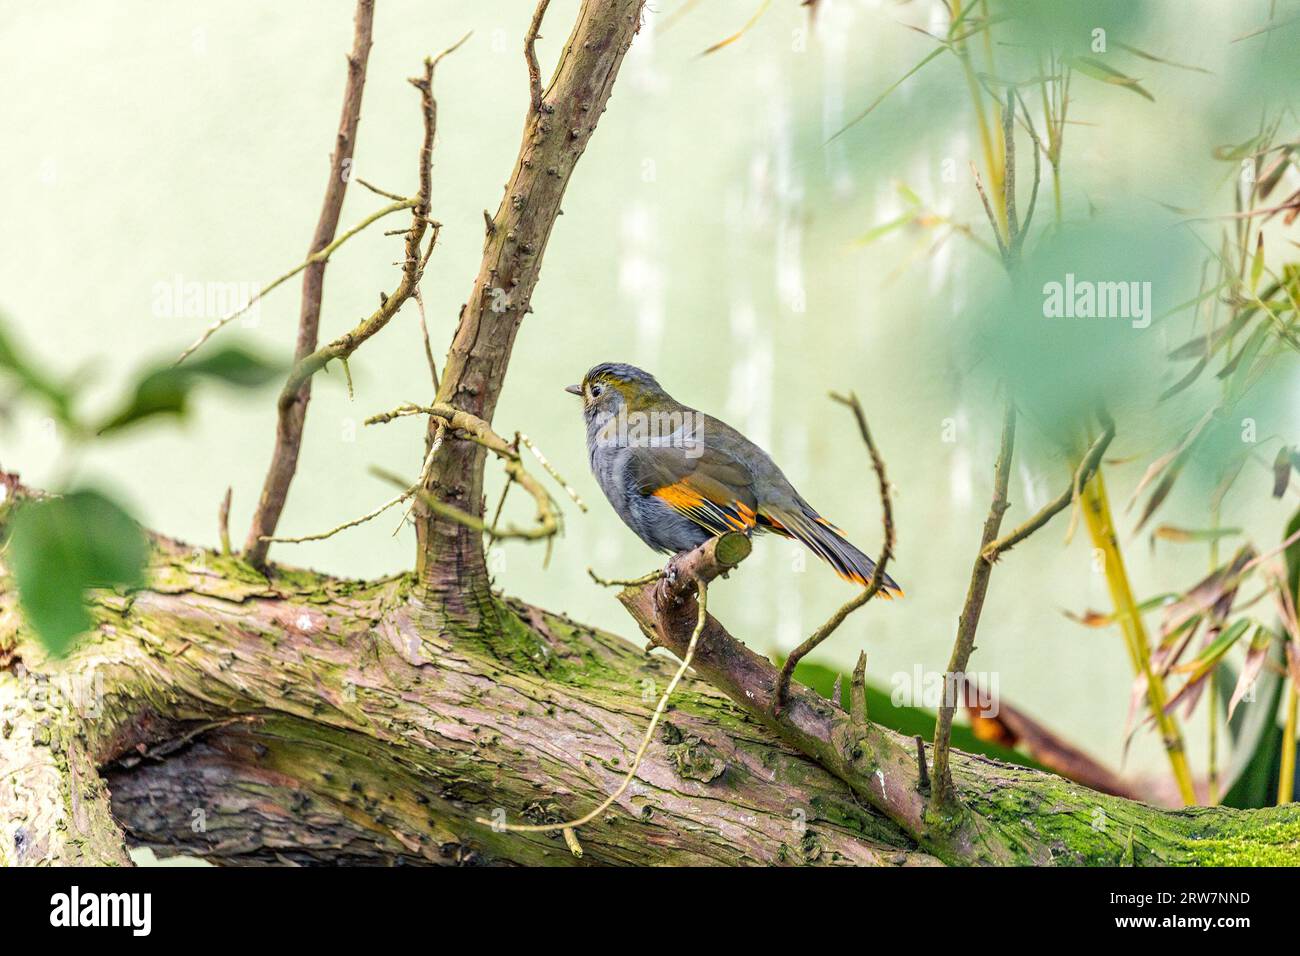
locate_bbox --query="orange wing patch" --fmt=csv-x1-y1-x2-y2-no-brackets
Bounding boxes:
652,480,757,535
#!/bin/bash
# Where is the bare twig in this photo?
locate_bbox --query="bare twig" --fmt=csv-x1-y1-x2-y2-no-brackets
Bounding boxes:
261,440,439,545
775,391,895,711
971,162,1009,262
931,399,1017,808
850,651,868,731
518,432,586,511
915,736,930,792
175,198,415,364
525,0,553,113
983,414,1115,562
413,287,439,391
217,486,232,556
368,402,561,542
238,0,375,566
1002,90,1019,254
244,28,465,566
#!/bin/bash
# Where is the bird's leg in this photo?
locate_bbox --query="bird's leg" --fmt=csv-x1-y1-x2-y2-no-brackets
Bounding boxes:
653,550,693,604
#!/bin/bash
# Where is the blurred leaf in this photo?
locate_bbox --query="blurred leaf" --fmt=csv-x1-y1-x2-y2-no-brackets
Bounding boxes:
1250,234,1266,292
961,678,1141,798
1286,508,1300,602
97,345,281,436
856,212,915,246
1068,56,1154,102
0,319,74,424
1113,41,1212,75
700,0,771,56
1160,545,1256,647
1275,446,1295,498
6,490,147,655
1151,525,1241,544
831,45,947,141
1228,627,1273,722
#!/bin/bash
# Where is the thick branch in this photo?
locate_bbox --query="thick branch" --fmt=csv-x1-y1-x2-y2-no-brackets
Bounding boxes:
0,532,935,867
613,535,1300,865
415,0,646,617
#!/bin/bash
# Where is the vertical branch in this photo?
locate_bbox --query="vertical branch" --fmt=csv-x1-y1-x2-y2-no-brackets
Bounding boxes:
930,399,1016,807
243,0,376,566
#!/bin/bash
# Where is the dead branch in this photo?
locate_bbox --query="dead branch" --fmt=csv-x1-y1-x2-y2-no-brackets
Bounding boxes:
930,399,1017,808
775,391,895,710
982,413,1115,562
244,30,465,567
368,402,563,542
238,0,376,566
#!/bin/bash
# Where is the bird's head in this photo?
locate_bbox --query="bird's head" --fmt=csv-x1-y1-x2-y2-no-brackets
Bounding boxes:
565,363,665,423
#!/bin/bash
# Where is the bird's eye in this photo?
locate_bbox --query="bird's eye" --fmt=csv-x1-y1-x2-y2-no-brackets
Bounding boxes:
590,384,603,398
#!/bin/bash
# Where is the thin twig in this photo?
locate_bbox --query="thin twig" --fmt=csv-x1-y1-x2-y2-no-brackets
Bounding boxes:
525,0,553,114
218,486,232,556
263,440,441,545
244,28,466,566
368,402,561,542
414,287,439,391
589,567,661,588
476,580,709,835
518,432,586,511
239,0,376,566
931,399,1017,808
775,391,895,710
983,415,1114,562
971,162,1009,262
175,198,415,364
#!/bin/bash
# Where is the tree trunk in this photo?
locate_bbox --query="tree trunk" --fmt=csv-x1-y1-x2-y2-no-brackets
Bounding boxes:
415,0,645,619
3,515,1297,867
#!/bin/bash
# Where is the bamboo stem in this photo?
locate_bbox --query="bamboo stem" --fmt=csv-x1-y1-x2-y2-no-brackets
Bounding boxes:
1281,682,1297,805
1079,470,1197,805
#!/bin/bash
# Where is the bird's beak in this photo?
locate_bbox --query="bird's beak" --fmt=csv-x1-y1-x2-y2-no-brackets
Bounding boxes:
564,384,582,396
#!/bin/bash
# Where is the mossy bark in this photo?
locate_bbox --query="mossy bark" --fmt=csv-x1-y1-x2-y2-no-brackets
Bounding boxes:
3,531,1298,866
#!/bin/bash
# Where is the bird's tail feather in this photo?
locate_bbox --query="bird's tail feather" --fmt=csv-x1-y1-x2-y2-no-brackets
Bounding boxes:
760,504,903,596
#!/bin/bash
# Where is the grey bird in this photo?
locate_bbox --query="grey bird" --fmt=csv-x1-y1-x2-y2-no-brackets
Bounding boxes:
565,362,901,595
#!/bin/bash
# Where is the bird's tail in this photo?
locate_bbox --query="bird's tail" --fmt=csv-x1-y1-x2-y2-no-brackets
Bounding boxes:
759,503,903,597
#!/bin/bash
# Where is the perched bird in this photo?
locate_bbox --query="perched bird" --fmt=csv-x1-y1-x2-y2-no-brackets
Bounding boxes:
566,362,901,595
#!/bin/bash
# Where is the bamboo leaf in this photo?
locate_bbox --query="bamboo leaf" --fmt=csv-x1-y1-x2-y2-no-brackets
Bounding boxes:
1068,56,1154,102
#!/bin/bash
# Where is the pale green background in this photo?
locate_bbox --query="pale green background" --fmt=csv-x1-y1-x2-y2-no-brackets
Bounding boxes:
3,0,1295,804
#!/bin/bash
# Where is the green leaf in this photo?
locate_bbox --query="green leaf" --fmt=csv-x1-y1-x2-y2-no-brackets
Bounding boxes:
1068,56,1155,102
6,490,147,655
1285,507,1300,605
97,345,282,436
0,319,74,424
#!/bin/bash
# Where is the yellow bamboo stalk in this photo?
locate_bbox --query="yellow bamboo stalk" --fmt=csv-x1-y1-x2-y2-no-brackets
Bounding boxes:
1281,683,1297,805
952,1,1005,232
1080,470,1198,805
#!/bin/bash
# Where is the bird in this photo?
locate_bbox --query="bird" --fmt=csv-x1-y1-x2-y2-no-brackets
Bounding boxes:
566,362,901,596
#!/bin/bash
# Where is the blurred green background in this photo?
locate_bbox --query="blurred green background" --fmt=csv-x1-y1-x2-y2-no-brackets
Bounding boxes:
3,0,1298,809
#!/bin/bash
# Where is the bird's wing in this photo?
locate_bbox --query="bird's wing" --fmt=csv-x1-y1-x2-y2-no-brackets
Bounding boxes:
625,441,760,537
